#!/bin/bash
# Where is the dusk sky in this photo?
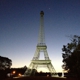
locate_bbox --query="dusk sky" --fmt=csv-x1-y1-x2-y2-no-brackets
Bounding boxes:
0,0,80,72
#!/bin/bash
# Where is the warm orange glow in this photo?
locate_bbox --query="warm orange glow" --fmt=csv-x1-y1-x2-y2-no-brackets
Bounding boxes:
12,71,16,74
18,73,22,76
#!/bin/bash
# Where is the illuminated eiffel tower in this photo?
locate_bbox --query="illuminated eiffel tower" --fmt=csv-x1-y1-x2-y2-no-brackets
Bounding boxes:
24,11,56,76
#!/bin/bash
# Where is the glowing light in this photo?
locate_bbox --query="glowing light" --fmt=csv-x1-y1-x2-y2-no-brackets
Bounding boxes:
18,73,22,76
12,71,16,74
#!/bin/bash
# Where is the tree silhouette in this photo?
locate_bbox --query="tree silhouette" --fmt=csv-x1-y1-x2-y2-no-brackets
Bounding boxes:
0,56,12,70
62,35,80,77
0,56,12,79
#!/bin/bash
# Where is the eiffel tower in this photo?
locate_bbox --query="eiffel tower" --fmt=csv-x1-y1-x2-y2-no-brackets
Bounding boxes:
24,11,56,76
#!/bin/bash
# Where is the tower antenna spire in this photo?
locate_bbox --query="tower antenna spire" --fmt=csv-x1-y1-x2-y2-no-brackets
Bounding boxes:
38,11,45,46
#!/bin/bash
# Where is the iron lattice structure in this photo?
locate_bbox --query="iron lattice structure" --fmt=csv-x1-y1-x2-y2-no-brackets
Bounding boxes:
24,11,56,76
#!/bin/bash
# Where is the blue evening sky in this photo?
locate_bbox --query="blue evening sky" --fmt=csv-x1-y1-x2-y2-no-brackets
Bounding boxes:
0,0,80,72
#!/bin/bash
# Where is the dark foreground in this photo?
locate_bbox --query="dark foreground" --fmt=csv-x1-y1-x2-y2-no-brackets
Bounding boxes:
5,77,79,80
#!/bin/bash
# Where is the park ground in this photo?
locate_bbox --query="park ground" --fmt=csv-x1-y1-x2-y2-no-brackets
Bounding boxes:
5,76,79,80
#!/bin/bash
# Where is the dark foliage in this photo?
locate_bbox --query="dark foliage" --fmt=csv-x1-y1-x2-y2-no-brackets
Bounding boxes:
0,56,12,70
9,66,27,77
62,35,80,77
30,69,37,76
0,66,27,79
58,73,62,77
35,72,51,77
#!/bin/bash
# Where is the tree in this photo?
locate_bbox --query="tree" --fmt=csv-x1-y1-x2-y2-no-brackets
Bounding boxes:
62,35,80,77
58,72,62,77
0,56,12,70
